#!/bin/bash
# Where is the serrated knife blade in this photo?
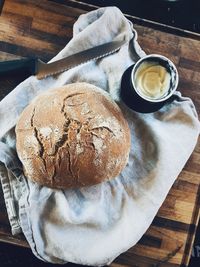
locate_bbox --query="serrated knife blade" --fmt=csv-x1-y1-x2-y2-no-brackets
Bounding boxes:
0,40,127,80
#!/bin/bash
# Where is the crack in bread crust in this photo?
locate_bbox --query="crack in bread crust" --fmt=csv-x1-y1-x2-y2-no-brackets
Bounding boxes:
30,107,47,174
61,92,85,112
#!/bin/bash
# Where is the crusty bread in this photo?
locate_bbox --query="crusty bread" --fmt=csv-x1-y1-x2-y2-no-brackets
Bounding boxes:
15,83,131,189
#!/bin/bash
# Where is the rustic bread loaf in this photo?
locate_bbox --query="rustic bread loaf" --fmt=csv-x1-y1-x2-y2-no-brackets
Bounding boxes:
15,83,131,189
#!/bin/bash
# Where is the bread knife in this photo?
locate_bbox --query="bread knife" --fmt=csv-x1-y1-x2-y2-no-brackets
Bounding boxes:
0,40,127,80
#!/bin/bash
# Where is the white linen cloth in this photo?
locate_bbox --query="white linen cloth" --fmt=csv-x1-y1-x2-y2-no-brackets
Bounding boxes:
0,7,199,266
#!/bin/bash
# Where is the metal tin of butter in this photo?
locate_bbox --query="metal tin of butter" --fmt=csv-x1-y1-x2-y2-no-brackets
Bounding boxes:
120,54,179,113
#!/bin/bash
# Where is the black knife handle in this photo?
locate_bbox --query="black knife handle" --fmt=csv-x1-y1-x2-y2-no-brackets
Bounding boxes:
0,58,37,77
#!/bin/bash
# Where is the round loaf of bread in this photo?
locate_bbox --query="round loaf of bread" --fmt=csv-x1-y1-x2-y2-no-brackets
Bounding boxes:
15,83,131,189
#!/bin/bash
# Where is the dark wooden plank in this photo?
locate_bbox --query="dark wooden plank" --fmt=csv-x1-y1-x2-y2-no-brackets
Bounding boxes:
181,184,200,266
152,217,195,234
0,0,4,15
56,0,200,40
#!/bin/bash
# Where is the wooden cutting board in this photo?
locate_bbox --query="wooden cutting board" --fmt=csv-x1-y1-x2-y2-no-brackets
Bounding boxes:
0,1,199,266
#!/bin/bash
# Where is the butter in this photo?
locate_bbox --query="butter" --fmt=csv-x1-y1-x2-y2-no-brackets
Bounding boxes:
135,61,170,99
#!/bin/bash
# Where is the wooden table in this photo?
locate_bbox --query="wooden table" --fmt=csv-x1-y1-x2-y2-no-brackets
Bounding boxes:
0,1,199,266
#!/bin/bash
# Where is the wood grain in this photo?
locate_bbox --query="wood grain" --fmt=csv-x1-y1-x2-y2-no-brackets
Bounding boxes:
0,1,199,266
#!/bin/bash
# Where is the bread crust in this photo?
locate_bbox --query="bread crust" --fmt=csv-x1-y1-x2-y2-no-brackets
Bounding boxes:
16,83,131,189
